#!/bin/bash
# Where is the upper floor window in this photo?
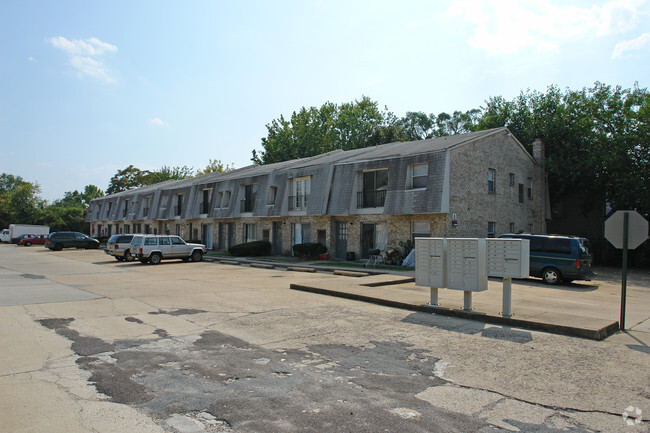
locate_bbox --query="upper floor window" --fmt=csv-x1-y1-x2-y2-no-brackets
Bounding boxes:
509,173,515,187
527,177,533,199
105,202,112,218
518,184,524,203
241,184,257,213
143,196,152,218
268,186,278,205
175,194,184,216
488,169,496,193
358,169,388,208
290,176,310,211
488,221,496,238
411,163,428,189
222,191,231,208
200,189,212,214
122,200,129,218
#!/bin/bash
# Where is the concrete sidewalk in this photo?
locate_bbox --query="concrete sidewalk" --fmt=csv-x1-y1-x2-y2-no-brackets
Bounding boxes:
209,255,650,342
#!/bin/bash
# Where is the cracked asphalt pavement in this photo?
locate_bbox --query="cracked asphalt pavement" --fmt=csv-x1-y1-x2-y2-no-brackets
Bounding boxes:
0,245,648,432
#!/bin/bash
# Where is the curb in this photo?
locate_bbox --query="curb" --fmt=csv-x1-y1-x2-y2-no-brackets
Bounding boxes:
289,283,620,341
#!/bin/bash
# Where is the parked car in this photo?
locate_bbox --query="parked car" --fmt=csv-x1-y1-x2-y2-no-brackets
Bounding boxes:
135,235,205,264
18,234,48,246
13,234,36,244
498,233,595,285
104,234,142,261
45,232,100,251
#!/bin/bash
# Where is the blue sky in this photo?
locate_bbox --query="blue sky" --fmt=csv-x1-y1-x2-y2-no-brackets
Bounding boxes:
1,0,648,202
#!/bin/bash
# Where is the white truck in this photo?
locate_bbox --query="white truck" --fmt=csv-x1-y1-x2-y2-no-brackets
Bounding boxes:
4,224,50,243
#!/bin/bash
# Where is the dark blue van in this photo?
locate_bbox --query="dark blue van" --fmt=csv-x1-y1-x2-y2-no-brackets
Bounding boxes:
498,234,595,285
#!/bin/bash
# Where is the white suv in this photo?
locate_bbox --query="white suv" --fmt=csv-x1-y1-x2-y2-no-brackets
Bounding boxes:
134,235,206,264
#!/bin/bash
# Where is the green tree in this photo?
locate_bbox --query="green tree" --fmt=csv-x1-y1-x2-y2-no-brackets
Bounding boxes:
196,159,235,176
145,165,194,185
0,174,44,228
252,96,406,164
106,165,149,195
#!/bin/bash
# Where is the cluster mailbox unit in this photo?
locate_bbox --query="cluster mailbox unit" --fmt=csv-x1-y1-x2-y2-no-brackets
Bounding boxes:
415,237,529,316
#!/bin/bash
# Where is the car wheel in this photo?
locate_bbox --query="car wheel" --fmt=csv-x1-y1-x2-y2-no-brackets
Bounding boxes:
124,249,135,262
54,243,63,251
149,253,162,265
25,241,32,246
542,267,562,285
190,250,203,262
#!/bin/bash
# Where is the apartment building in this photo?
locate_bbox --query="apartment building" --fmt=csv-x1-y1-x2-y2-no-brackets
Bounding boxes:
87,127,548,259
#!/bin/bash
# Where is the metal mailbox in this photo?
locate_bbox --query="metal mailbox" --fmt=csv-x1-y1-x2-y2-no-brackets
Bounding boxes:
447,238,488,292
415,237,447,288
486,238,530,278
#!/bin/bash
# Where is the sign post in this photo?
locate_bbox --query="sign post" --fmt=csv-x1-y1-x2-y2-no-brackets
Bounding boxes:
604,210,649,331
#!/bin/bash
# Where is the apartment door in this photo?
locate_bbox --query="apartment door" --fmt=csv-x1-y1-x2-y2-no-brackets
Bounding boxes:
272,222,282,255
218,223,225,250
360,223,375,259
201,224,213,249
335,221,347,259
227,223,236,249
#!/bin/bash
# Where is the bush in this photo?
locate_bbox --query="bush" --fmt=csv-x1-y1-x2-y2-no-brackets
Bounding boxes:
228,240,271,257
292,242,327,258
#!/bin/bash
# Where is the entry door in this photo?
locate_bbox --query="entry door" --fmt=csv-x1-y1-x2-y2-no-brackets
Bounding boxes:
218,223,225,250
272,222,282,255
227,223,236,248
335,221,348,259
360,223,375,259
201,224,213,249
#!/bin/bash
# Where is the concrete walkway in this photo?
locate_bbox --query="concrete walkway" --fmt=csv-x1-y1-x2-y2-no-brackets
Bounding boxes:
207,256,650,343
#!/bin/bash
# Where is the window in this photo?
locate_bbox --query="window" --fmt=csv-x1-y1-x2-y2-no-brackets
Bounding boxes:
509,173,515,187
175,194,183,216
171,237,184,245
411,163,428,189
358,169,388,208
518,184,524,203
105,202,112,218
159,237,170,246
144,224,151,234
290,177,310,211
509,223,515,233
222,191,231,208
124,224,130,234
122,200,129,218
244,223,257,242
488,221,496,238
241,184,257,213
268,186,278,205
488,169,496,193
143,196,151,218
292,223,311,245
201,189,212,214
527,177,533,199
528,224,533,233
175,224,180,236
144,237,157,246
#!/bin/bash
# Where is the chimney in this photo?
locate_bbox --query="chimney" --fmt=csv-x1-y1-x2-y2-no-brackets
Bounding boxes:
532,138,544,165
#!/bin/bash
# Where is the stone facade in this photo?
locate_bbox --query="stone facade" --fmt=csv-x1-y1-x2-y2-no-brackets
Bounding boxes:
88,128,546,260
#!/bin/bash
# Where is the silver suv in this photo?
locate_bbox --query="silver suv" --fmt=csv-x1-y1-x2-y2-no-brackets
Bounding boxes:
134,235,206,264
105,234,140,262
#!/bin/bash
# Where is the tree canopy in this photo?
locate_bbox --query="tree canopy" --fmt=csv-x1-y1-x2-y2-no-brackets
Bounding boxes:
106,165,195,195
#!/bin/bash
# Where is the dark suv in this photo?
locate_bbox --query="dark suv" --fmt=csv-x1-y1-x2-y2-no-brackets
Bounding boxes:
45,232,100,251
499,233,595,285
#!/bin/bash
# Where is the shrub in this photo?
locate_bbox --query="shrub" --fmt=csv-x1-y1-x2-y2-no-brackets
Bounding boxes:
228,240,271,257
292,242,327,258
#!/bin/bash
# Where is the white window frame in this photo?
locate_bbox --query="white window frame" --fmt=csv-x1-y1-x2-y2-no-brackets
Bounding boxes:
410,163,428,189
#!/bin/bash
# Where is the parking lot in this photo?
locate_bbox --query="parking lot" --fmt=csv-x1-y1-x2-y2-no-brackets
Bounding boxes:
0,244,648,432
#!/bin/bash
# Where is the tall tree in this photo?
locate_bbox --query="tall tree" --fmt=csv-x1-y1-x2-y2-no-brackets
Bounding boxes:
106,165,149,195
0,174,44,228
196,159,235,176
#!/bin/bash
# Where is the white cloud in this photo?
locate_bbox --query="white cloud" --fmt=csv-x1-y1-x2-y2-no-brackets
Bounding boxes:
150,118,170,127
612,32,650,58
47,36,117,82
444,0,646,56
27,56,37,62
